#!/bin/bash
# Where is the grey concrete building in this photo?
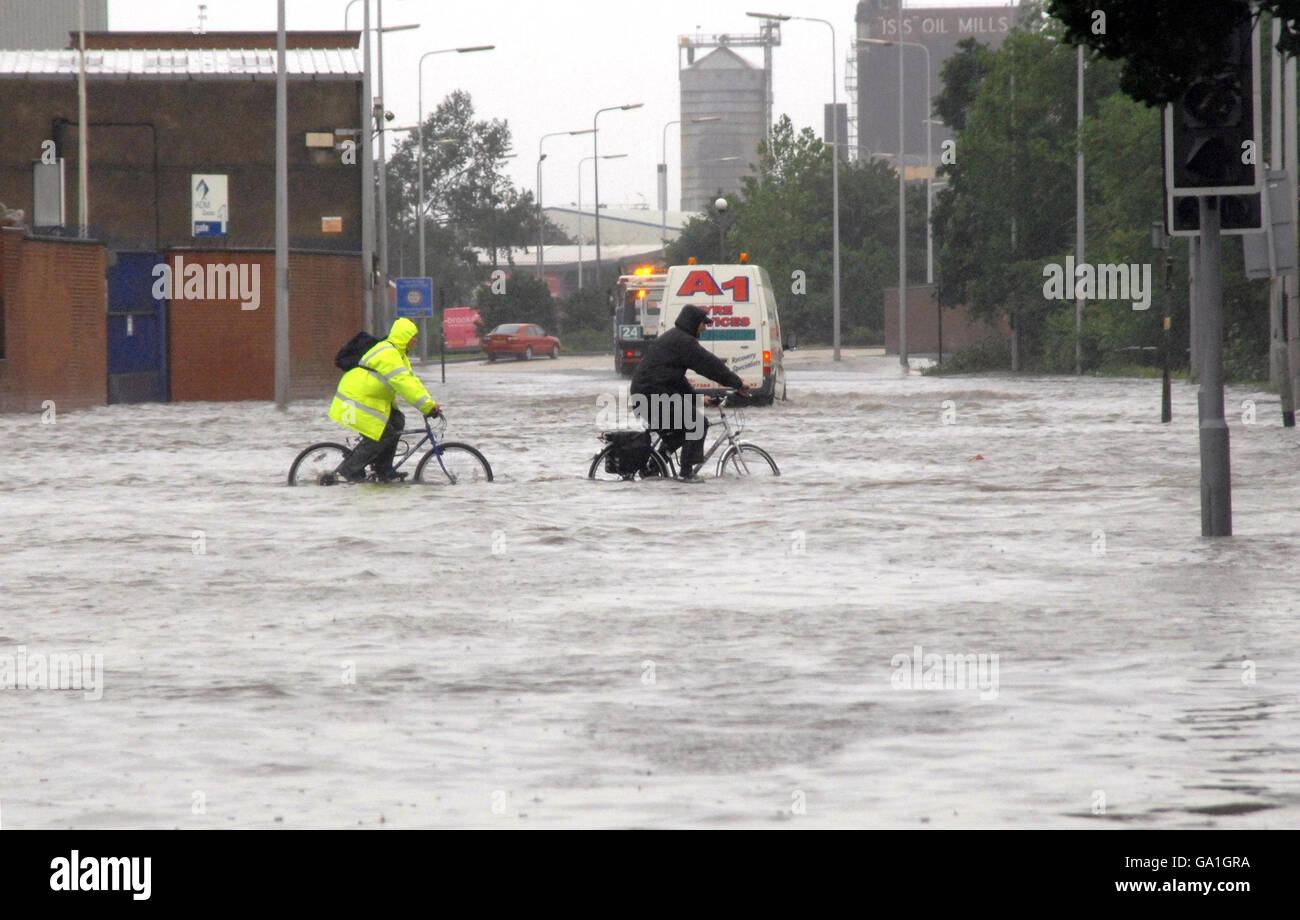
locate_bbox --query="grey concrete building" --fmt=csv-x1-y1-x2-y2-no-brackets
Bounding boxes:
0,0,108,49
854,0,1018,170
679,46,766,214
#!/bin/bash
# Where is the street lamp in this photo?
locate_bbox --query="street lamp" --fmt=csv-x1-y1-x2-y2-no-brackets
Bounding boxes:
858,32,924,368
593,103,643,288
370,5,421,332
750,11,841,361
661,115,722,247
579,153,626,290
861,38,936,285
416,45,494,279
538,128,595,285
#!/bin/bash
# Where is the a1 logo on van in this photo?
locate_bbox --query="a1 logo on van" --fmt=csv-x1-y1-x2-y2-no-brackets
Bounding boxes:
675,270,750,302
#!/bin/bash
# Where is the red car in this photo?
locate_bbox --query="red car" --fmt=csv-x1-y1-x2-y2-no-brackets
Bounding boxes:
482,323,561,361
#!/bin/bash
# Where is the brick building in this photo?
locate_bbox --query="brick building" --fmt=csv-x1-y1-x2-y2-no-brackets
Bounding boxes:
0,31,366,412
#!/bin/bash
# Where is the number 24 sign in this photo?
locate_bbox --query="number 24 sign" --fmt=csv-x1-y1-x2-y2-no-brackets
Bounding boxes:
675,270,749,302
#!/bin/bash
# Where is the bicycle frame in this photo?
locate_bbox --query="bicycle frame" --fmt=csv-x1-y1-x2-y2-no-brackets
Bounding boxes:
651,400,752,477
348,415,460,482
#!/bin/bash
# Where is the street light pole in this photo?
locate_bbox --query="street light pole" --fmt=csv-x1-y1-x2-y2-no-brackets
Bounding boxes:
593,103,642,290
578,153,626,289
274,0,289,408
414,45,491,359
861,36,933,368
750,12,841,360
1076,43,1085,375
417,45,494,280
661,115,722,249
538,128,594,284
361,0,374,333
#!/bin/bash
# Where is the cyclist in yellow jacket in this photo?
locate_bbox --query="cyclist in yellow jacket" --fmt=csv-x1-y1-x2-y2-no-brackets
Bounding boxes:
325,317,440,483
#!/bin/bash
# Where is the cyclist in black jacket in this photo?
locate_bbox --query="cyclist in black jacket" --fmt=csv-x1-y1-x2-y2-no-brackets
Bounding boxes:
631,304,751,478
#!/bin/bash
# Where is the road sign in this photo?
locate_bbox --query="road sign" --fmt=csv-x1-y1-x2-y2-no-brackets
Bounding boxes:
1243,169,1297,279
192,174,228,237
395,277,433,318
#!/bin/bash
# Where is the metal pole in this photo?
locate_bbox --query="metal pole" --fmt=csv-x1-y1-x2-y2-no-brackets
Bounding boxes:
536,147,545,280
1189,236,1200,378
361,1,374,333
1270,17,1285,392
825,19,842,363
77,0,88,237
375,0,389,332
662,119,677,250
897,2,907,369
593,114,602,289
917,44,931,289
1286,51,1300,427
417,58,427,364
592,103,642,292
1075,44,1084,375
274,0,290,408
577,156,586,290
1162,256,1172,424
1197,196,1231,536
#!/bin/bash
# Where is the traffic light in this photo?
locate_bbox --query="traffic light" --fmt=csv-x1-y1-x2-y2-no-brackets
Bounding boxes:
1166,192,1262,237
1163,11,1260,197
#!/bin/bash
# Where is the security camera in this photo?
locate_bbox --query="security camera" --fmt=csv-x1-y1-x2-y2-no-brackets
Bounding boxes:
384,110,395,122
714,197,728,212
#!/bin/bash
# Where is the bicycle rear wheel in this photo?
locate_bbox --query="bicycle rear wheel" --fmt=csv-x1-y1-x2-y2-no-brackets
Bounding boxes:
414,442,494,484
587,445,670,481
288,442,351,485
716,443,780,477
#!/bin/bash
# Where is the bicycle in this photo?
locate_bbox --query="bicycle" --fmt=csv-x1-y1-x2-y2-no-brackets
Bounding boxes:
287,412,493,486
587,389,779,481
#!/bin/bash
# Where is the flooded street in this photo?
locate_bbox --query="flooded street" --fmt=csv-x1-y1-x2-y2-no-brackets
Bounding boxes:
2,351,1298,828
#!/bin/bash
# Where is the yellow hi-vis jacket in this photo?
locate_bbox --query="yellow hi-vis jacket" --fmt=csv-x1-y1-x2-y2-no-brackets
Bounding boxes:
329,318,438,441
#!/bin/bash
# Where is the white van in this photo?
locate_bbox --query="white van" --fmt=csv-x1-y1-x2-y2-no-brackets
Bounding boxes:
659,260,787,404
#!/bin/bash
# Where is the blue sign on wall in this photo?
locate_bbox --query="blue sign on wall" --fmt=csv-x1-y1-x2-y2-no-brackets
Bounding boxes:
395,277,433,318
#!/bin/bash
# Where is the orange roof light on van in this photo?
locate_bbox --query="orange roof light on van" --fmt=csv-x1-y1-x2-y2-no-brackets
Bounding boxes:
739,252,748,263
688,257,697,265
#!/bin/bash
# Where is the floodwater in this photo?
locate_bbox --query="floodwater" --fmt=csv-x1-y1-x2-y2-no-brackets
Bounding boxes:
2,351,1298,828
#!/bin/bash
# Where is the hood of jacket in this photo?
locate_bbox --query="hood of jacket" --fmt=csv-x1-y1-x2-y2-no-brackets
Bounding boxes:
674,305,711,338
388,317,418,351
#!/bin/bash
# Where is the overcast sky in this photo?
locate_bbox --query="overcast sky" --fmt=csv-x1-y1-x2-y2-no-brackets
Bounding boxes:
108,0,1012,213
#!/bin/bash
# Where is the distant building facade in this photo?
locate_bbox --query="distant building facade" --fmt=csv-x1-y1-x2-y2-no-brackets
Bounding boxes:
0,31,367,410
679,46,766,214
0,0,107,50
855,0,1018,169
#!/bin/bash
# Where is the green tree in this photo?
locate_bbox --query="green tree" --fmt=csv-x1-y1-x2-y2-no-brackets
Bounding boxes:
385,90,571,304
474,275,555,336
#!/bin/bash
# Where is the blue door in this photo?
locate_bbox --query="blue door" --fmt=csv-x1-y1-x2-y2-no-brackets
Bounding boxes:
107,252,167,403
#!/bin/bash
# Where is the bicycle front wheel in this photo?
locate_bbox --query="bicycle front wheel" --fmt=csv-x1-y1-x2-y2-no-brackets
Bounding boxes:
288,442,351,485
413,442,494,484
716,443,780,477
587,445,670,481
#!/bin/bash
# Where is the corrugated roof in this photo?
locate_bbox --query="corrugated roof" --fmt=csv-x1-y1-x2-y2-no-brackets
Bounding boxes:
0,47,362,80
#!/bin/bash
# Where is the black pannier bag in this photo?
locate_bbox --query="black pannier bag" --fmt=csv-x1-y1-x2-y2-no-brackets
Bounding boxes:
603,430,652,475
334,331,382,371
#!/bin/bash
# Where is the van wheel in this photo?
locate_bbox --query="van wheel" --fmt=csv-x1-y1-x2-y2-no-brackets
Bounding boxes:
487,353,497,362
